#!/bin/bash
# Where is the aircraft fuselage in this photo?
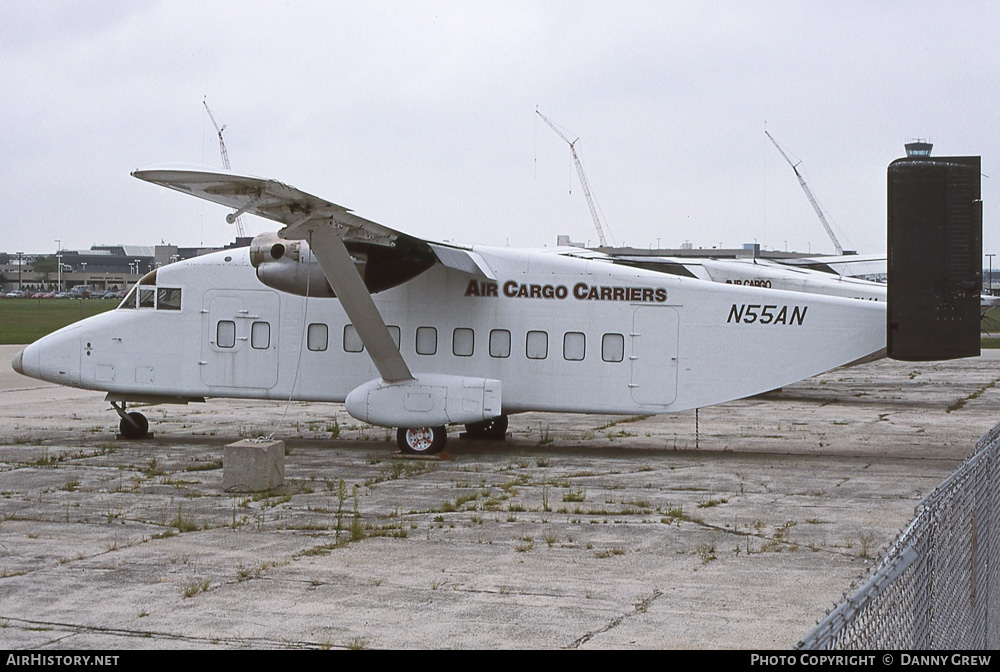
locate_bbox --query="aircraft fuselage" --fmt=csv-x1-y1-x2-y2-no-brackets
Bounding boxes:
14,244,886,418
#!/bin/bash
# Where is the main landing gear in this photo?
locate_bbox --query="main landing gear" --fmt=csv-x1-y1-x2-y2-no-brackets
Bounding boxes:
464,415,509,440
397,426,447,455
111,401,150,440
395,415,510,455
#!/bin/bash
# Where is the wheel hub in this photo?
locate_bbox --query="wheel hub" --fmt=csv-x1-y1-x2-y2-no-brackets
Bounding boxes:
405,427,434,451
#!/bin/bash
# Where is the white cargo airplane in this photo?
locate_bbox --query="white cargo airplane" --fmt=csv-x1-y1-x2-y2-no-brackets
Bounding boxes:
11,166,886,454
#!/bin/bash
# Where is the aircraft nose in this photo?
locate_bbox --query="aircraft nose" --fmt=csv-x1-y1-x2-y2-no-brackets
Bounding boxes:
12,338,63,383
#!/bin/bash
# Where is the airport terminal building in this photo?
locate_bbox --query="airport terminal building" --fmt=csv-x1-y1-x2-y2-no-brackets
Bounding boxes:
0,239,252,295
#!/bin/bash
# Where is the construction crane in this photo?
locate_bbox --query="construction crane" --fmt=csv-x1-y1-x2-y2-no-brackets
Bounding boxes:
536,109,614,247
765,130,844,255
203,99,247,239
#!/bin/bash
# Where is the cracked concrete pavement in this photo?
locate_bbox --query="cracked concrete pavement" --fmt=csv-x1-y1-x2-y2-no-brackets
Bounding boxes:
1,344,998,649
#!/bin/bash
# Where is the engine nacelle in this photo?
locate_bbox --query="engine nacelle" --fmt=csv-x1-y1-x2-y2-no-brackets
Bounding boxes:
249,232,336,298
345,374,502,428
249,231,436,297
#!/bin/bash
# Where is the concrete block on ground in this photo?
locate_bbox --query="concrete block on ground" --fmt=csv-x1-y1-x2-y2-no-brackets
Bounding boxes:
223,439,284,492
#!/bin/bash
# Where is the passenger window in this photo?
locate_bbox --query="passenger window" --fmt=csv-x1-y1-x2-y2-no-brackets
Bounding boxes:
308,323,328,352
453,328,474,357
217,320,236,348
489,329,511,358
526,331,548,360
416,327,437,355
344,325,364,353
602,333,625,362
563,332,586,361
251,321,270,349
157,287,182,311
387,326,401,350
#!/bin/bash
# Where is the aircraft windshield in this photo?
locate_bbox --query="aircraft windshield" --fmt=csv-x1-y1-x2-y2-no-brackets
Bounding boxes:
117,283,182,311
118,286,137,309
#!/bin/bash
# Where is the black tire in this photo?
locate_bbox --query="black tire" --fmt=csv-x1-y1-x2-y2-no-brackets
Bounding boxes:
465,415,509,440
396,426,447,455
119,412,149,439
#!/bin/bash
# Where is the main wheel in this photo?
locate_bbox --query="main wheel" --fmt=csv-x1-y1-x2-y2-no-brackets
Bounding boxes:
119,412,149,439
465,415,509,440
396,426,447,455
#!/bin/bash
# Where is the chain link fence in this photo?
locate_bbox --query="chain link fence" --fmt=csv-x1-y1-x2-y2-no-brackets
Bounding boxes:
797,421,1000,649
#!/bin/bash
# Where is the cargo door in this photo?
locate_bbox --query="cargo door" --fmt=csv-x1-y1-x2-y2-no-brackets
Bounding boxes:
629,306,679,406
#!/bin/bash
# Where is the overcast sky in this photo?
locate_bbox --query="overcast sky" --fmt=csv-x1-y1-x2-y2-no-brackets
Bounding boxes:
3,1,999,259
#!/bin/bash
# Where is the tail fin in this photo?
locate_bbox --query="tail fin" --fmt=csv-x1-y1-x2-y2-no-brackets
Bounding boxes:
887,153,982,361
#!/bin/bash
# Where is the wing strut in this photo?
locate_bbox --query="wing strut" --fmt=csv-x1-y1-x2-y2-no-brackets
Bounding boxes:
290,224,414,383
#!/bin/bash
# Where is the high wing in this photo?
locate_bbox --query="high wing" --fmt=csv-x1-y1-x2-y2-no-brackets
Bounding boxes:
132,165,493,383
133,164,414,248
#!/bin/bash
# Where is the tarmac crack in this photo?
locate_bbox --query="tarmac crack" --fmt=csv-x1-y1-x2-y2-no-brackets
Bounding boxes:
0,615,319,649
685,517,875,561
564,588,663,649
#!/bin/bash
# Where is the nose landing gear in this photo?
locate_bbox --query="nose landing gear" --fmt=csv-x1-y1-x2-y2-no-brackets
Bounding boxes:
110,401,150,439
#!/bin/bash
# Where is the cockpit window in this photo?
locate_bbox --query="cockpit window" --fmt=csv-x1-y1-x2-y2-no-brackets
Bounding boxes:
157,287,182,311
117,284,182,311
118,286,137,309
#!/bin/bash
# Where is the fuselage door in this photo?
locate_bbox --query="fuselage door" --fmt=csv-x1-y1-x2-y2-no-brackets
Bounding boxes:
200,290,280,389
629,306,679,406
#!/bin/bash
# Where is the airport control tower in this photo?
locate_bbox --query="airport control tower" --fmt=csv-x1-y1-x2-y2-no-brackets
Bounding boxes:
904,140,933,157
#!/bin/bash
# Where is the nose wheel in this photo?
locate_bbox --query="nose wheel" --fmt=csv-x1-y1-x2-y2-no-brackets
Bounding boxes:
111,401,150,439
397,426,447,455
119,412,149,439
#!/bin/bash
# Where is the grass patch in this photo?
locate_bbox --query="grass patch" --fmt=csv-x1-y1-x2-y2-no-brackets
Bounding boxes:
696,496,729,509
946,378,999,413
171,504,199,533
184,460,223,472
594,546,626,558
182,579,211,598
661,504,685,525
0,298,116,344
